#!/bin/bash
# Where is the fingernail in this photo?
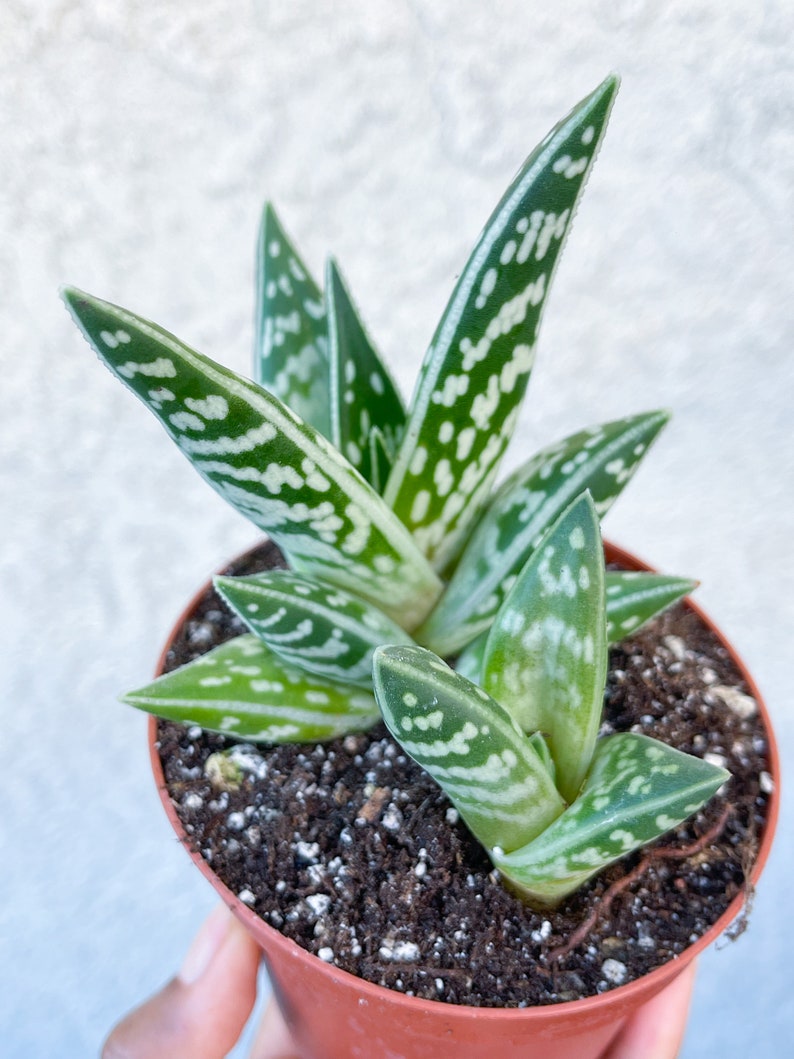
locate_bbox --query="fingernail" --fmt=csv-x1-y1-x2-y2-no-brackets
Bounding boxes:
179,904,233,985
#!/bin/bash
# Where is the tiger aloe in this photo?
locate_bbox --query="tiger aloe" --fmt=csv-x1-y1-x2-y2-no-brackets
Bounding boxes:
65,74,726,903
373,495,727,905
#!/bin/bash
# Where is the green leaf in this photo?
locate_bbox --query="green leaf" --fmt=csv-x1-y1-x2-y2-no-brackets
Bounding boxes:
454,568,696,684
254,203,330,436
62,287,443,629
605,572,697,642
528,731,556,785
326,258,405,486
367,426,394,496
384,75,620,573
214,570,413,688
123,635,380,742
454,632,488,684
416,410,668,656
492,732,729,906
481,493,607,804
372,645,565,853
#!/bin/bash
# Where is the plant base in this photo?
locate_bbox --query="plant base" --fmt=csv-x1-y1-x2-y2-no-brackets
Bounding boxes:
149,540,779,1059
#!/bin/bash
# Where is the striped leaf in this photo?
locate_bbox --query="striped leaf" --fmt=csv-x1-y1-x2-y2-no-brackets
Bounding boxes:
372,645,565,853
63,288,443,630
492,732,729,906
481,493,607,804
254,203,330,436
326,258,405,486
123,635,380,742
454,568,696,684
214,570,413,688
606,572,697,641
384,75,620,573
417,410,668,656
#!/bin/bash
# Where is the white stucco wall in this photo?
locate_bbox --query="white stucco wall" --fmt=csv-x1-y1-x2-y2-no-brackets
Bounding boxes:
2,2,791,1055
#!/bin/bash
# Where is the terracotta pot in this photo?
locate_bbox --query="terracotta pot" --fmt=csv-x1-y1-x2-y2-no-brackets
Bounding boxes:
148,540,779,1059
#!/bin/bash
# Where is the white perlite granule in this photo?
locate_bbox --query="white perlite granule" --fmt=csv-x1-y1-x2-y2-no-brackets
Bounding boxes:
760,771,775,794
531,920,552,943
709,685,757,719
305,894,331,917
379,939,421,962
601,958,627,985
294,840,320,863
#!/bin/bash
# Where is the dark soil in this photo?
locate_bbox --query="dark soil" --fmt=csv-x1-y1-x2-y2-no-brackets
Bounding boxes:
155,541,773,1008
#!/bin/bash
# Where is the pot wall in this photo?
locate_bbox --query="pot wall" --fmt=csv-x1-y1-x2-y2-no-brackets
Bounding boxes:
148,541,780,1059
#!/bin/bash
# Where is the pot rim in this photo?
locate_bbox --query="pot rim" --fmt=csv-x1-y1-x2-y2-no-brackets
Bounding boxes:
148,537,780,1022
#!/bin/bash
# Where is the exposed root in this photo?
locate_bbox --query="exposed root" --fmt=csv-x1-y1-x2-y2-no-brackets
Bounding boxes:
548,803,733,962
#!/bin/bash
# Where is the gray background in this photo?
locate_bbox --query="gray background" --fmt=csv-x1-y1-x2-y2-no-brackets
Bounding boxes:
2,2,792,1055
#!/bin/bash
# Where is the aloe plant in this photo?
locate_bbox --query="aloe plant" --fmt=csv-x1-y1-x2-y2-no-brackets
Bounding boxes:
373,494,727,905
65,74,726,905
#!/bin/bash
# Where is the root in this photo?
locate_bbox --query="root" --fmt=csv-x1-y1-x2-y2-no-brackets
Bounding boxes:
548,803,733,962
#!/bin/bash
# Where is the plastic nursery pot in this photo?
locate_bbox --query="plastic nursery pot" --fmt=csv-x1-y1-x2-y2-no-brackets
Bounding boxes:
148,540,780,1059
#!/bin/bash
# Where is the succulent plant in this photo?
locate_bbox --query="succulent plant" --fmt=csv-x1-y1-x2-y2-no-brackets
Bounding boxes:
63,74,727,904
373,493,727,905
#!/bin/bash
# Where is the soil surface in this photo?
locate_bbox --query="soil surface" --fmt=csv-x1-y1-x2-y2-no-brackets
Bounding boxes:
156,541,773,1007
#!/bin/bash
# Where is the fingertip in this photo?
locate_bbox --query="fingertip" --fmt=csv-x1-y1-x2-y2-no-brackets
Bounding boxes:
179,903,235,985
249,997,299,1059
103,907,262,1059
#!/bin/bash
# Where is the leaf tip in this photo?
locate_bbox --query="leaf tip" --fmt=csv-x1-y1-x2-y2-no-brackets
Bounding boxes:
59,284,89,316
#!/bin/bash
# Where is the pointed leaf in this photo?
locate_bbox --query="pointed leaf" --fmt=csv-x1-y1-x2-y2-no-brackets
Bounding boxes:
482,493,607,803
384,76,620,572
493,732,729,905
453,569,696,684
606,572,697,642
123,635,379,742
373,645,565,853
326,258,405,485
63,288,443,629
417,410,668,656
254,204,330,436
215,570,413,688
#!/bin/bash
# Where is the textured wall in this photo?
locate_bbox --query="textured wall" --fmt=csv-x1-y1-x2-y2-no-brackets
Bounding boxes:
2,2,792,1056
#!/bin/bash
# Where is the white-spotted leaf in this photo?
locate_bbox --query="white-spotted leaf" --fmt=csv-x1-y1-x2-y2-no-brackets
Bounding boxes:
123,635,380,742
372,645,565,853
326,258,405,487
214,570,413,688
493,732,729,905
605,572,697,641
417,411,668,656
63,288,443,629
454,568,696,685
482,493,607,803
384,76,620,573
254,204,330,436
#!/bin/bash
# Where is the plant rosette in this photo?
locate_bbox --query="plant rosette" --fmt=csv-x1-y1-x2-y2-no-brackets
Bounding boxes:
64,76,779,1059
149,539,778,1059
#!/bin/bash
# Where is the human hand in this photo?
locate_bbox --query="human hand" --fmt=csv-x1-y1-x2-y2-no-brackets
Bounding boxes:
102,904,695,1059
101,903,296,1059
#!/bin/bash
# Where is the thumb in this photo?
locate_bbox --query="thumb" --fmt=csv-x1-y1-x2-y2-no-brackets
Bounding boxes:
103,904,261,1059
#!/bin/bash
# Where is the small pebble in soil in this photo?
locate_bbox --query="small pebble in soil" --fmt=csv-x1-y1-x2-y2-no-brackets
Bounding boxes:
601,959,628,985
